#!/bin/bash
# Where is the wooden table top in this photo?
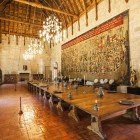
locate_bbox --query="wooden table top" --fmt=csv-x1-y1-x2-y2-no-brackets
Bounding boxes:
29,81,140,121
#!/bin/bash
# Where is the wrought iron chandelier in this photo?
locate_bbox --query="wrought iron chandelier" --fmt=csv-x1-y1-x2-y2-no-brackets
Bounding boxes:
39,14,62,44
23,39,44,60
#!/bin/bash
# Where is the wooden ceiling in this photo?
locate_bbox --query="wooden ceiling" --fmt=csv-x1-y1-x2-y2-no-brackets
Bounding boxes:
0,0,103,38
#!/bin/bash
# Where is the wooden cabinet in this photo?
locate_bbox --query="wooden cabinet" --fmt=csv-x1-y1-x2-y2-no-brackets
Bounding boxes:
4,74,17,84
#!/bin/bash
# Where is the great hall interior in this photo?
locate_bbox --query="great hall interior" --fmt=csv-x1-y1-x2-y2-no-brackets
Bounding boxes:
0,0,140,140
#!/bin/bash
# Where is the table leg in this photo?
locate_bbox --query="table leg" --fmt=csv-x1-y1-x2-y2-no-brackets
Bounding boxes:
68,105,79,122
35,86,38,93
31,84,32,91
15,84,16,91
124,107,140,122
39,88,41,96
87,115,106,140
43,91,46,100
49,94,53,106
56,99,63,111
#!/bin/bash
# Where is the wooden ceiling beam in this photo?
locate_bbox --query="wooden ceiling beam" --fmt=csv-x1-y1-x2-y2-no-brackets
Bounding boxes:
89,0,92,4
71,0,79,15
40,11,43,24
13,0,78,18
8,4,10,34
67,0,77,15
16,1,20,45
33,7,36,24
0,0,5,6
71,0,80,31
125,0,129,3
61,0,72,23
81,0,86,10
53,0,67,28
78,0,84,11
2,30,38,38
0,0,13,13
0,17,42,27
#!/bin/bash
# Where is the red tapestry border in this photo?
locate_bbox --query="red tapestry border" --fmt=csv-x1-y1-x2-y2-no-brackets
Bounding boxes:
62,15,123,50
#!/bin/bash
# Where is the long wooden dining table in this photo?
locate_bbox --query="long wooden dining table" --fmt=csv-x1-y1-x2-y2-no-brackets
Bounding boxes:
28,81,140,139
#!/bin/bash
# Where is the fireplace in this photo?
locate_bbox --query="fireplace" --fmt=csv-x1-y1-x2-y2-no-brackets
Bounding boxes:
19,73,30,81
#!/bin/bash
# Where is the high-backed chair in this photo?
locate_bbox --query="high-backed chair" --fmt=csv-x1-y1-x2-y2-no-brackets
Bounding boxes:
93,79,99,88
86,81,94,86
109,79,116,90
104,79,108,84
100,79,104,84
94,79,99,84
109,79,114,85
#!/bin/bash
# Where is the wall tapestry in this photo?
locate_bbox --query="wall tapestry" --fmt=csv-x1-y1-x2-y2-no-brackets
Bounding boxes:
61,11,129,82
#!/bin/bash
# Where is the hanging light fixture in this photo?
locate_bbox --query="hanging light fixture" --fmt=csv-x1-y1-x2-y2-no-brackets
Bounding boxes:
39,14,62,44
23,39,44,60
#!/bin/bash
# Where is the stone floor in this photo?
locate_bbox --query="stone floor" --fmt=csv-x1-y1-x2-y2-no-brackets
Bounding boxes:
0,83,140,140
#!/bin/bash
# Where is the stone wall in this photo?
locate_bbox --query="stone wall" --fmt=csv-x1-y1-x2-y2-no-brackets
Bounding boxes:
51,0,140,86
0,34,51,82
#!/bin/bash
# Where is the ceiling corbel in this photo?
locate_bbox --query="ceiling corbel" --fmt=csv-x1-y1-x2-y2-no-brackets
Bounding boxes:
71,17,74,35
13,0,78,18
8,21,10,44
125,0,129,3
16,23,19,45
95,0,98,21
24,24,26,45
108,0,111,13
78,18,80,31
66,24,68,38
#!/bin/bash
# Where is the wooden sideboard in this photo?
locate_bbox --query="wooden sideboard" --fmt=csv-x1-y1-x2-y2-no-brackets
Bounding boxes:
32,74,43,80
127,87,140,95
4,74,17,84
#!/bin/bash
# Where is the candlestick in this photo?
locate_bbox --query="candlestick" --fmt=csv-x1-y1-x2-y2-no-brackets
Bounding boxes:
84,75,85,86
93,100,99,111
69,75,70,81
95,99,98,104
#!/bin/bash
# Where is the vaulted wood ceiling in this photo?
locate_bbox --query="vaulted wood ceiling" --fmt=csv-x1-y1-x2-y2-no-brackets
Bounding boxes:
0,0,102,38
